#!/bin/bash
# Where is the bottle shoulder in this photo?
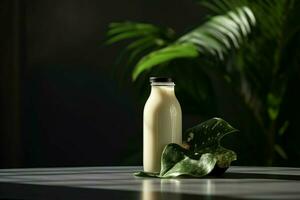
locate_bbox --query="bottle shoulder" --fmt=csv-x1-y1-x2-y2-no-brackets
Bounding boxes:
144,95,181,110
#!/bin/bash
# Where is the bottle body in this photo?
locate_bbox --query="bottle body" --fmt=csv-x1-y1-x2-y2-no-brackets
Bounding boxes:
143,82,182,173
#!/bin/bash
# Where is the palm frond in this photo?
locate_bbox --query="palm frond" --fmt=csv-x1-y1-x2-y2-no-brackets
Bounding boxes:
106,22,160,44
106,22,175,73
197,0,248,14
106,21,175,47
132,43,199,80
132,6,255,80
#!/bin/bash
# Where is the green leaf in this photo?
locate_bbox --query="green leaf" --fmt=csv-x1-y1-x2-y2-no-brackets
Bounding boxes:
132,43,199,80
134,171,159,178
159,143,188,176
135,117,238,178
184,117,238,151
107,22,159,37
126,37,157,50
162,149,217,178
274,144,288,160
105,21,176,81
106,22,172,46
278,121,289,136
179,6,254,52
106,31,152,44
131,6,255,80
267,93,282,121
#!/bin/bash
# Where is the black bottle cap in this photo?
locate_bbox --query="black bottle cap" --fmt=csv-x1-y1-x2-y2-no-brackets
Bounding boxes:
149,77,173,83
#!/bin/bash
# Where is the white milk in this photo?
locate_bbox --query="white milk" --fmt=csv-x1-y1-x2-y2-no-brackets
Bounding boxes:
143,78,182,173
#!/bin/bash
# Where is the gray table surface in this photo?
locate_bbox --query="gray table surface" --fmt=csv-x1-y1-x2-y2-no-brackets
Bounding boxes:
0,166,300,199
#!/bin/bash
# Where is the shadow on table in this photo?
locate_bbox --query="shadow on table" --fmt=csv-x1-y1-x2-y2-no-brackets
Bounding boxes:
0,182,255,200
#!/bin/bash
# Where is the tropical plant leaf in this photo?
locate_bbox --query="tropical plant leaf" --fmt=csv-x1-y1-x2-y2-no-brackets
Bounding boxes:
160,145,217,178
179,6,255,54
198,0,248,14
132,6,255,80
106,22,174,48
184,117,238,151
132,43,199,80
135,117,238,178
274,144,288,160
106,22,160,44
106,21,176,82
278,121,289,136
107,22,159,34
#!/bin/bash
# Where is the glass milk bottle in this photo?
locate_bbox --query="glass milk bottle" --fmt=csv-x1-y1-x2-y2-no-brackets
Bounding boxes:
143,77,182,173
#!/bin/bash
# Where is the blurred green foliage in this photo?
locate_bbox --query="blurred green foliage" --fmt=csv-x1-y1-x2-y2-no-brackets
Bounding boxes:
106,0,300,166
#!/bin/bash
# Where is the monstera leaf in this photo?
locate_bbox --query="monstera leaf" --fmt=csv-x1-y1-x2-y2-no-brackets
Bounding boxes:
135,117,238,178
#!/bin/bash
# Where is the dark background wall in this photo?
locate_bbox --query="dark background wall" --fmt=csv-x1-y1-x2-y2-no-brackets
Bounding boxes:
0,0,206,168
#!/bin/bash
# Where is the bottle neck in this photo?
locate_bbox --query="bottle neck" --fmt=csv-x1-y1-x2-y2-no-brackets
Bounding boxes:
151,82,175,87
150,83,176,97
